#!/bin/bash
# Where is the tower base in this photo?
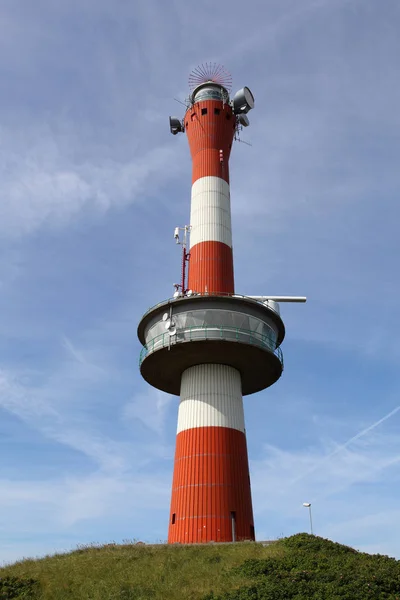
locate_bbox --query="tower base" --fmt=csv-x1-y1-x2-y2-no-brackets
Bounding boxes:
168,364,255,543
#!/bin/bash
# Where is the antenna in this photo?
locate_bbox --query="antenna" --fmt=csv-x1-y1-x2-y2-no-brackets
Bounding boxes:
165,319,177,337
234,115,253,146
173,97,189,108
172,225,191,296
189,63,232,93
235,136,252,147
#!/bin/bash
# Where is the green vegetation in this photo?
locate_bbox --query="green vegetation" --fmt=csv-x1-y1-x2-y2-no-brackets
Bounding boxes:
1,534,400,599
0,576,39,599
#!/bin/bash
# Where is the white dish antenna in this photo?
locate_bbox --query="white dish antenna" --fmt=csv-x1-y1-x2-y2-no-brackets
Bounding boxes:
165,319,176,334
162,313,169,321
232,87,255,114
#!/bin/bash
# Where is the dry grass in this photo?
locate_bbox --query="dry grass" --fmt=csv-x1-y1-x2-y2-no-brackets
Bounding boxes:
0,541,282,599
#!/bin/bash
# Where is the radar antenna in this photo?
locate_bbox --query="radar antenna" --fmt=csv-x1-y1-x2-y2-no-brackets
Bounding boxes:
188,63,232,93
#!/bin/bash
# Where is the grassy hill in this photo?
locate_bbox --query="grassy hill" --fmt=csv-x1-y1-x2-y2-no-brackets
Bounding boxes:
1,534,400,599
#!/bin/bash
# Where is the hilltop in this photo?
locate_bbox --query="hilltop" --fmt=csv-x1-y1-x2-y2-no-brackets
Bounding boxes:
1,534,399,599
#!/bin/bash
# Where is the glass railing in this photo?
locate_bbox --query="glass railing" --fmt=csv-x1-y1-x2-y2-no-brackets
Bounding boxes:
139,325,284,368
140,292,281,321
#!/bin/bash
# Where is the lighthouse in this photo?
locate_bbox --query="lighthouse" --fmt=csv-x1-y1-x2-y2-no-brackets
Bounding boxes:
137,64,305,544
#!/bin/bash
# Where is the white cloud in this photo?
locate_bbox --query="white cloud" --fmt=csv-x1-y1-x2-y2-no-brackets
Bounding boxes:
123,388,175,436
0,121,180,238
252,428,400,513
0,470,171,564
289,405,400,487
0,361,163,474
250,407,400,554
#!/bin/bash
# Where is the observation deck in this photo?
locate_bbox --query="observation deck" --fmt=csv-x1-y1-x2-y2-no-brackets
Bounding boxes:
137,293,285,396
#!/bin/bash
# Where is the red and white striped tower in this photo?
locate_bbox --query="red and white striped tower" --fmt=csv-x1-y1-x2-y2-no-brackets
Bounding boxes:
186,90,235,296
169,69,252,543
138,64,301,544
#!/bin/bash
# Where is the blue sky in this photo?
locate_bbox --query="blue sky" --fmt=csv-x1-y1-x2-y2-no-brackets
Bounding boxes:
1,0,400,563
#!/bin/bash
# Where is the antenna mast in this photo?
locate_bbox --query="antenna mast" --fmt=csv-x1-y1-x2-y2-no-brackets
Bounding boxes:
173,225,191,295
188,62,232,93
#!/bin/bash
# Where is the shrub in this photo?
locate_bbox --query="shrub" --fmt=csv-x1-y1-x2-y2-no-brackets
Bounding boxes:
202,534,400,600
0,576,40,599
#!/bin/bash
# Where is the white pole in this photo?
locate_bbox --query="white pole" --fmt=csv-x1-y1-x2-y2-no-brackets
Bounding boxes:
303,502,313,535
244,296,307,303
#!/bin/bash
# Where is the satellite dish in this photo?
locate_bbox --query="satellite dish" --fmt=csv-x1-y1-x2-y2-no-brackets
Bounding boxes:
169,116,183,135
162,313,169,322
168,327,177,336
165,319,175,330
173,291,180,298
238,114,250,127
232,87,255,114
187,289,193,297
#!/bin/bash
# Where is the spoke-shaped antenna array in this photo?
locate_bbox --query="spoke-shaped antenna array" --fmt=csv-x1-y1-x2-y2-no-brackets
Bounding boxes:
188,63,232,93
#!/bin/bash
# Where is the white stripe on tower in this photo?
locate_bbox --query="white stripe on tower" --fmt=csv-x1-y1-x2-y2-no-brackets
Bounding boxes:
177,364,244,433
190,176,232,248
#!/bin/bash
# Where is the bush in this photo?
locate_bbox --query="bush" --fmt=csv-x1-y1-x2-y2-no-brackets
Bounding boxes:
202,534,400,600
279,533,357,555
0,576,40,599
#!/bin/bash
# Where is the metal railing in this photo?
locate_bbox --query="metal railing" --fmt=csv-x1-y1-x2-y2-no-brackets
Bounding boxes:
140,292,281,321
139,325,284,368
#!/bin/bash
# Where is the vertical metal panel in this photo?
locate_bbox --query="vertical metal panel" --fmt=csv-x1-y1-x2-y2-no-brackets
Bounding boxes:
187,240,234,294
177,365,244,433
190,176,232,248
192,149,228,184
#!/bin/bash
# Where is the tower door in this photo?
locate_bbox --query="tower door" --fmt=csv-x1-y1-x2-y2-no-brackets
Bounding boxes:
231,511,236,542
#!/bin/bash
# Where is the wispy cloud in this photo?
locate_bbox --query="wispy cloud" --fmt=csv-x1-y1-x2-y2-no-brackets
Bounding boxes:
0,361,164,474
289,405,400,487
250,427,400,553
0,121,180,238
123,388,175,437
0,470,171,564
